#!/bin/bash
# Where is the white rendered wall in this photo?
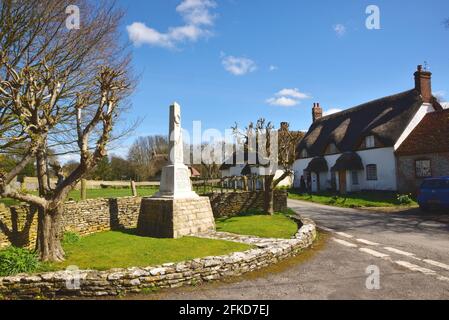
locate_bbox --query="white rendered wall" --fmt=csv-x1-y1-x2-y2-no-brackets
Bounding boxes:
293,147,397,191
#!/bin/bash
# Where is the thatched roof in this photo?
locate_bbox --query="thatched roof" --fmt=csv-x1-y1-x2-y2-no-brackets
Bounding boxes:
297,89,428,158
305,157,329,173
331,152,364,172
396,109,449,156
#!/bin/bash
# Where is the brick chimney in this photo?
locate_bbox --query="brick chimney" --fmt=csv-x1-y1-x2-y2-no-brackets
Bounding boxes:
414,65,432,103
312,103,323,122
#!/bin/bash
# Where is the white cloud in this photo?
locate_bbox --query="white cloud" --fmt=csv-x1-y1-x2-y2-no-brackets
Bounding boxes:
323,108,343,116
266,97,299,107
333,24,346,37
269,65,278,72
266,88,311,107
276,88,310,100
127,0,216,49
222,55,257,76
442,102,449,109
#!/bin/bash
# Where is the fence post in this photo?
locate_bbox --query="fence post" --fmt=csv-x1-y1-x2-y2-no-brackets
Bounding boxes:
130,180,137,197
80,179,87,201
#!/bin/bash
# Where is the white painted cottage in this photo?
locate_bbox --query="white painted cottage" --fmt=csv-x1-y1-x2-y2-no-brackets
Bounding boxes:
220,151,293,189
293,65,445,194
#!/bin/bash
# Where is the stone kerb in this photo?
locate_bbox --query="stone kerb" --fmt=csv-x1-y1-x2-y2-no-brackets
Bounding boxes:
0,216,316,299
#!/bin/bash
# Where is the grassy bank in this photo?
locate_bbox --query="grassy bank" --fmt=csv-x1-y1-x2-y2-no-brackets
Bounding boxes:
288,190,417,208
216,210,298,239
40,230,252,272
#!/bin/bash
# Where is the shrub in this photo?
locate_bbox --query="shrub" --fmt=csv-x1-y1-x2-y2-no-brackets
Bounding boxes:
63,232,81,245
397,194,413,206
0,247,40,276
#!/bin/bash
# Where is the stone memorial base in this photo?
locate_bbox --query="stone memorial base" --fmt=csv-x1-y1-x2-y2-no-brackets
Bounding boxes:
137,197,216,238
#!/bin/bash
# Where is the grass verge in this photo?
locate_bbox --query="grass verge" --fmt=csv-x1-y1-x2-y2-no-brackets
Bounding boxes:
216,210,298,239
288,190,417,208
41,230,251,271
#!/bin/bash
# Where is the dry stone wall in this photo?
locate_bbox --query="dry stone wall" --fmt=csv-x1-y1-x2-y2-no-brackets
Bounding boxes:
0,192,288,248
208,190,288,218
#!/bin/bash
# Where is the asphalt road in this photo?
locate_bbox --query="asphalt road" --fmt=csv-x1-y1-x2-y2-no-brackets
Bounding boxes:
146,200,449,300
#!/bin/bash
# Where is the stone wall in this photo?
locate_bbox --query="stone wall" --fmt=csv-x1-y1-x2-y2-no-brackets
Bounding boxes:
0,217,316,299
397,152,449,193
208,190,288,218
0,191,288,248
0,197,141,249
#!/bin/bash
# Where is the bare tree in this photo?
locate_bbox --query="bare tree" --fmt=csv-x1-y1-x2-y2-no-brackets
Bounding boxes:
0,0,133,261
128,135,169,181
233,119,302,214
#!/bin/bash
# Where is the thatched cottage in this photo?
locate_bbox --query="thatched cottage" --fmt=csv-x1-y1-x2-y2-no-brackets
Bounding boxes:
293,65,447,194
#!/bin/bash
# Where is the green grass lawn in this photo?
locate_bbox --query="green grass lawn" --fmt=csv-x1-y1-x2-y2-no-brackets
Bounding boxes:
42,230,251,271
216,211,298,239
288,190,417,208
0,187,159,207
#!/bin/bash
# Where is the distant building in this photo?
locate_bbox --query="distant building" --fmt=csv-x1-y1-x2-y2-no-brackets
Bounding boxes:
220,123,304,188
294,65,446,194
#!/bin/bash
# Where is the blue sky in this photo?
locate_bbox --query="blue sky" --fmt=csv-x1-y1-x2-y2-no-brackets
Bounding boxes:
113,0,449,156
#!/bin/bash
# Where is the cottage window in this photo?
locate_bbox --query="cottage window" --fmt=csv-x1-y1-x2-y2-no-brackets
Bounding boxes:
351,171,359,185
365,135,375,149
415,160,432,178
300,149,308,158
366,164,378,181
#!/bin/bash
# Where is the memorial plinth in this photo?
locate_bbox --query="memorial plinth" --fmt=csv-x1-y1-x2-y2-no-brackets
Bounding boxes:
137,103,215,238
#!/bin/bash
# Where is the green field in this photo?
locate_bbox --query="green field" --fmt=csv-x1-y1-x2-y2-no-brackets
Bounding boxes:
42,230,251,271
216,211,298,239
288,190,417,208
0,187,159,207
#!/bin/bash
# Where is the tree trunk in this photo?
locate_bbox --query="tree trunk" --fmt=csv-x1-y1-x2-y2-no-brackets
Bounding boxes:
36,206,65,262
264,175,275,215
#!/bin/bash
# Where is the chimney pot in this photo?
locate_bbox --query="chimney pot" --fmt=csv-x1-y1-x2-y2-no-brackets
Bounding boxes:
414,64,432,103
312,102,323,122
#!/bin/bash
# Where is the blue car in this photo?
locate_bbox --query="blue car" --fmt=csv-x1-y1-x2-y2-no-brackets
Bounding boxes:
417,177,449,212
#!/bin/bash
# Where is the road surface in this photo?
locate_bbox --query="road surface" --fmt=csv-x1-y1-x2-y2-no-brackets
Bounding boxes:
146,199,449,300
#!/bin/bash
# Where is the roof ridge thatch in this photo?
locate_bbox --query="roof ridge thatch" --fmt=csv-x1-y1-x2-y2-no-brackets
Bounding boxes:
316,89,418,122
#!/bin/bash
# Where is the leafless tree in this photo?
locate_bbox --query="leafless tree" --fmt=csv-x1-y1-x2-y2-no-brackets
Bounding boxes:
0,0,134,261
233,119,302,214
128,135,169,181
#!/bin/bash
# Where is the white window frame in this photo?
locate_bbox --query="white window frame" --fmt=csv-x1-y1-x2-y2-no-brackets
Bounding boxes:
365,135,375,149
415,160,432,178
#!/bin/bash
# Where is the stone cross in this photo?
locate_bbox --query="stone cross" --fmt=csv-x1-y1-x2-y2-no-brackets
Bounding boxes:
154,102,198,199
169,103,184,165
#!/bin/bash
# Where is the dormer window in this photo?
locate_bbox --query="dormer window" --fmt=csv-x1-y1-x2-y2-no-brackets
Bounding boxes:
325,143,338,155
365,135,375,149
300,149,308,158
